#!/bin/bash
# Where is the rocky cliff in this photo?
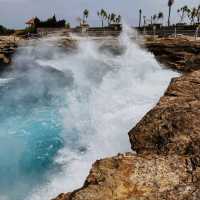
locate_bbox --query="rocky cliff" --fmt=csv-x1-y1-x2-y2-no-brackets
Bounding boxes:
53,37,200,200
53,153,200,200
129,70,200,159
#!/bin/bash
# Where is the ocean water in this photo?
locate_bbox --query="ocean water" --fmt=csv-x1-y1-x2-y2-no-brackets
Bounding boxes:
0,28,178,200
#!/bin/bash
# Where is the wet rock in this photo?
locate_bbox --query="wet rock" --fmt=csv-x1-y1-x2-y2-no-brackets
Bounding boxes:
53,153,200,200
129,70,200,160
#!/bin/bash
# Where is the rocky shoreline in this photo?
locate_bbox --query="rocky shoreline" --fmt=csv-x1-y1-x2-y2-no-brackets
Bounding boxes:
53,36,200,200
144,37,200,72
0,36,19,71
53,72,200,200
1,34,199,200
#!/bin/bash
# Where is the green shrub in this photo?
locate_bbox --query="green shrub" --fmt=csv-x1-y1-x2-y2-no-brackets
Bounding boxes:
0,25,14,35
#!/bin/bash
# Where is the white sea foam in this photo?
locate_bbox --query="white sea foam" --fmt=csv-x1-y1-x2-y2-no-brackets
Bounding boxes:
27,27,179,200
0,78,13,86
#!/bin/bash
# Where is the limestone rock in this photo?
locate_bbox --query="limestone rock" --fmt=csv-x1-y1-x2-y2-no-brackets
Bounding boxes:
52,193,71,200
53,153,200,200
145,38,200,72
129,70,200,159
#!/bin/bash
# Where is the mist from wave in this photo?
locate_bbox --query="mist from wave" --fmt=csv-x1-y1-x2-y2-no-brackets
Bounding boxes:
0,27,178,200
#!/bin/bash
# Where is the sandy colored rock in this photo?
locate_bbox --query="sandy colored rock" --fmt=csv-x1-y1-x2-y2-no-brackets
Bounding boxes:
53,153,200,200
0,36,18,68
145,37,200,72
129,70,200,160
52,193,71,200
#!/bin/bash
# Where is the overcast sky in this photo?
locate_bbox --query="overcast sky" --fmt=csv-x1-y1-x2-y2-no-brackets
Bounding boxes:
0,0,199,29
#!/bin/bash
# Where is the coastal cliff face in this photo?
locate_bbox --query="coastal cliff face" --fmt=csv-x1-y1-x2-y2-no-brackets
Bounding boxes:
129,70,200,158
53,37,200,200
54,153,200,200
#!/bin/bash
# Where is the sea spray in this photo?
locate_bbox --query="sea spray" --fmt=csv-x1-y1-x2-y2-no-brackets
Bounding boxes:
28,29,178,199
0,28,178,200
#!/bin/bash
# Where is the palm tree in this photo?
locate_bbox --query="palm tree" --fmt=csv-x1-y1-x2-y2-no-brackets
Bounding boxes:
107,14,111,25
83,9,89,24
139,9,142,27
110,13,116,24
158,12,164,24
197,5,200,24
97,9,107,27
116,15,122,24
153,14,157,24
189,7,197,25
143,16,146,27
168,0,175,26
151,16,153,25
177,5,190,23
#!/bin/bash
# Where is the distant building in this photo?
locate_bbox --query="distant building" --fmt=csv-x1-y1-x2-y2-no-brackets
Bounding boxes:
25,17,40,27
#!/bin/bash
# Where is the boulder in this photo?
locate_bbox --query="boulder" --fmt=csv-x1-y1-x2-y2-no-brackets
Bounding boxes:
53,153,200,200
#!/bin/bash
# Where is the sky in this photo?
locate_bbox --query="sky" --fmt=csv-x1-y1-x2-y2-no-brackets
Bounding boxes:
0,0,199,29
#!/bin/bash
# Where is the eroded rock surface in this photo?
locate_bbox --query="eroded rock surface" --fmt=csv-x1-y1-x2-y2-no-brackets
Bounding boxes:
53,153,200,200
145,37,200,72
129,70,200,160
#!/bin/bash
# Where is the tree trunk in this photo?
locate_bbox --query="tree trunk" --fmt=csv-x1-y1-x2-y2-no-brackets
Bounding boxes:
168,6,171,26
102,20,104,28
83,14,85,24
139,13,141,27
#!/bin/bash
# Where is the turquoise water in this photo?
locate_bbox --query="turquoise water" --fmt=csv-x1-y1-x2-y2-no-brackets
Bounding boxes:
0,41,69,200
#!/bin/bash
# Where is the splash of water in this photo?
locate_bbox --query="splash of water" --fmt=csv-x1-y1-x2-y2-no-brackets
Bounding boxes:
0,29,178,200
